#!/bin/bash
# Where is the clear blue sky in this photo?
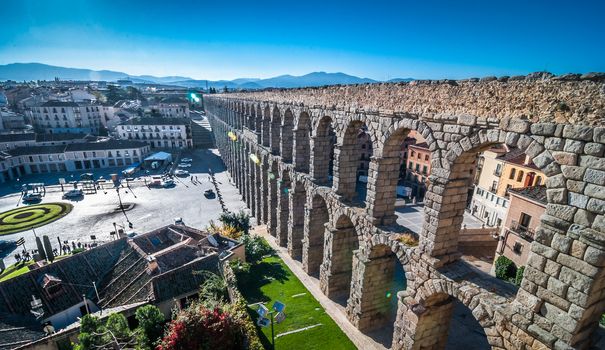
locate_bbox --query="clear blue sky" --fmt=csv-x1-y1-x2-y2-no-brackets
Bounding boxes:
1,0,603,80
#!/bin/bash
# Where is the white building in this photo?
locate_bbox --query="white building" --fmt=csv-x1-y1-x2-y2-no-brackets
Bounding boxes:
28,101,104,134
469,146,510,227
117,117,192,149
0,139,150,182
149,97,190,118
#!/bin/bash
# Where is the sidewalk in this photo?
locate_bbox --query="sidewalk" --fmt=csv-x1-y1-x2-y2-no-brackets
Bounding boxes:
251,225,388,350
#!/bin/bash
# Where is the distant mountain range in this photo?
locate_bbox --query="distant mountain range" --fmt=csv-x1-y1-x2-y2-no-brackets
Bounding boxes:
0,63,414,89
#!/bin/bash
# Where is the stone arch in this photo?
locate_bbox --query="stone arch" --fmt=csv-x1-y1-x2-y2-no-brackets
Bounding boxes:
320,213,360,303
347,242,409,341
334,118,375,205
422,127,560,261
270,106,281,154
367,120,436,226
247,103,256,131
394,279,499,350
293,111,312,173
311,115,336,185
276,167,292,247
262,105,271,147
303,192,330,275
254,104,262,137
288,179,307,260
281,108,295,162
259,154,269,224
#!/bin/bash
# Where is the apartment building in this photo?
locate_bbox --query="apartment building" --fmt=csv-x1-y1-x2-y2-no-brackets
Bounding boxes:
117,117,193,149
149,97,190,118
28,101,104,134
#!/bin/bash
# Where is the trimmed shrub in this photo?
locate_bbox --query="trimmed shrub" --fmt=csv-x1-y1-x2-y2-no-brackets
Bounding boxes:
514,266,525,286
219,211,250,235
242,235,274,263
494,255,517,282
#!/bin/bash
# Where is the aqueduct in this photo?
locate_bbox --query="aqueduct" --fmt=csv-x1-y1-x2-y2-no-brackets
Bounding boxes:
204,73,605,349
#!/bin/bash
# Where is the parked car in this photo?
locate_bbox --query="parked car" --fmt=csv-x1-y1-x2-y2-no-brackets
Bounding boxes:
181,158,193,163
162,179,175,188
178,163,191,168
174,217,184,225
204,189,216,198
63,189,84,199
22,193,42,202
174,169,189,177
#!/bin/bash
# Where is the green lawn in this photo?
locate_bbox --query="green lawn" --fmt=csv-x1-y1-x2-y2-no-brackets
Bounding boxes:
0,202,73,235
237,255,357,350
0,260,35,282
0,255,71,282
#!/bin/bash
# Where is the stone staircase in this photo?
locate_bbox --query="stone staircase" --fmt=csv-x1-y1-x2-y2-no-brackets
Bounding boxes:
191,118,214,148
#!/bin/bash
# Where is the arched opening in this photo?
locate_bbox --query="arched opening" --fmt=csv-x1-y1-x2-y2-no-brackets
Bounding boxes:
347,244,406,347
294,111,311,173
276,169,291,247
262,105,271,147
311,116,336,185
254,105,262,135
288,180,306,261
367,127,420,226
260,156,269,224
270,106,281,154
303,194,329,275
246,104,255,130
335,120,373,205
281,109,294,162
320,214,359,305
398,293,491,349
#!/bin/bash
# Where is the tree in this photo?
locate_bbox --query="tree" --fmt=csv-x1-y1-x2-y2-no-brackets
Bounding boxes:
43,235,54,262
242,235,273,263
35,236,46,261
218,211,250,235
196,271,228,306
135,305,165,348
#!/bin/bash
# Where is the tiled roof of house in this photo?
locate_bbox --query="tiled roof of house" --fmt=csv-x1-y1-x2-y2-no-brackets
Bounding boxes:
120,117,190,126
7,145,66,156
508,185,547,205
35,133,88,142
497,147,539,170
0,133,36,143
0,313,45,350
65,139,147,151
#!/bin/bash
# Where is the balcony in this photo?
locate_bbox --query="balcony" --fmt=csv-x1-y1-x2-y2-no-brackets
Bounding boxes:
493,169,502,176
507,220,535,241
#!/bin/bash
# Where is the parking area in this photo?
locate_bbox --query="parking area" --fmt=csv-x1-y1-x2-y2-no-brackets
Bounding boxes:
0,148,246,265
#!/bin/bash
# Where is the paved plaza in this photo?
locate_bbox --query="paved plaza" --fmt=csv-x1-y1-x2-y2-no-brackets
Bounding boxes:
0,148,246,265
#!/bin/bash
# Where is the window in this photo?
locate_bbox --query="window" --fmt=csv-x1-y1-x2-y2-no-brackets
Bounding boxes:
517,170,524,182
535,176,543,186
415,164,420,172
422,165,428,175
519,212,532,228
411,150,415,157
408,161,413,169
509,168,516,180
513,242,523,255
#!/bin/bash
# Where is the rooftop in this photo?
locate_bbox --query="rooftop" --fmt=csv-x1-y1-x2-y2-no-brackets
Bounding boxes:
497,147,539,170
508,185,547,205
0,133,36,143
65,139,148,151
120,117,190,126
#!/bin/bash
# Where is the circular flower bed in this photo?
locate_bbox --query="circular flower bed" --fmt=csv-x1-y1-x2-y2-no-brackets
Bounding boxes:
0,203,73,236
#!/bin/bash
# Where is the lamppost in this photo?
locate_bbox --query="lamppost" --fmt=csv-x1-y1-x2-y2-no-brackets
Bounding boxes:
115,187,133,229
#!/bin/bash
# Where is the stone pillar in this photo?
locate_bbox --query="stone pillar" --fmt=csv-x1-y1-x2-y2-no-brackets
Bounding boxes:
280,124,293,163
260,160,269,224
288,186,305,260
276,175,291,246
319,224,358,299
333,144,358,201
267,167,278,236
270,120,280,155
303,200,329,275
255,161,262,224
346,248,397,332
366,156,400,226
293,127,310,173
261,117,270,147
391,293,454,350
310,134,332,184
249,157,257,218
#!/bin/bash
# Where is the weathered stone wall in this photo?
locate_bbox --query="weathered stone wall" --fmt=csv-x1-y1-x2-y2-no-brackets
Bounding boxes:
205,79,605,350
221,73,605,126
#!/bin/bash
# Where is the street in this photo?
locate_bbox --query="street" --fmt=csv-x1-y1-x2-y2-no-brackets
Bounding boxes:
0,148,246,265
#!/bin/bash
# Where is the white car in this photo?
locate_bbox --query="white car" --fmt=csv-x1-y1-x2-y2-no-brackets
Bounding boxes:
181,158,193,163
63,189,84,199
162,179,175,188
174,169,189,177
178,163,191,168
23,193,42,202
